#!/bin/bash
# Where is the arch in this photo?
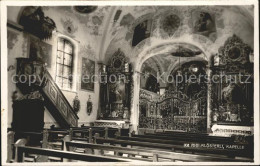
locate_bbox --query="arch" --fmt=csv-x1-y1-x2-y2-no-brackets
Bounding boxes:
166,57,208,77
130,40,211,132
134,40,211,73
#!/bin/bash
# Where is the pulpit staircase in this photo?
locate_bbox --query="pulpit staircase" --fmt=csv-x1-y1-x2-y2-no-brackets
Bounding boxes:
16,58,79,128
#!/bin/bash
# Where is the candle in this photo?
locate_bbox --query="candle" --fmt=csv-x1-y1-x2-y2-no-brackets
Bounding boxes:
102,64,106,73
124,62,129,72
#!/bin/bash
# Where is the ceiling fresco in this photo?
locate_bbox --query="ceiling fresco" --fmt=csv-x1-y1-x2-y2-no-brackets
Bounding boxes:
102,6,253,66
34,6,254,67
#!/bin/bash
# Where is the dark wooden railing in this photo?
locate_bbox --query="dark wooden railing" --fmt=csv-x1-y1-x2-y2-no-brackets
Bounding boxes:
42,71,78,127
16,58,78,128
15,146,131,162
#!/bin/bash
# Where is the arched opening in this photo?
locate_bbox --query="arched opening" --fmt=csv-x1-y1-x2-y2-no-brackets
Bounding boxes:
144,75,160,94
132,19,152,47
138,43,208,132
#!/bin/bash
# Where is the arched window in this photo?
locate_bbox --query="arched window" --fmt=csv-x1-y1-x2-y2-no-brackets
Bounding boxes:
56,38,74,89
132,19,152,47
145,74,160,93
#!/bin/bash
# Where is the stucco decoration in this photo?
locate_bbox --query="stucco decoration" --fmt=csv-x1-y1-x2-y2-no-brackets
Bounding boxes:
60,7,91,28
79,44,96,60
101,6,253,79
120,13,135,27
89,15,104,36
133,6,155,14
61,18,78,38
7,30,19,49
84,6,110,36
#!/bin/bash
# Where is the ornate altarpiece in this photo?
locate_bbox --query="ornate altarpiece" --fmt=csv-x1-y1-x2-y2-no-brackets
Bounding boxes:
139,61,208,133
97,49,132,128
210,34,253,126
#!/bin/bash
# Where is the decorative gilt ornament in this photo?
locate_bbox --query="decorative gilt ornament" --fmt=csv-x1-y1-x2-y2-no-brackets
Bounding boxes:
218,34,252,65
108,48,130,73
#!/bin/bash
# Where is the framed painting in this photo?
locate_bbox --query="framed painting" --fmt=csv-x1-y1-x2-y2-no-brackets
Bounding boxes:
29,36,52,67
81,57,95,91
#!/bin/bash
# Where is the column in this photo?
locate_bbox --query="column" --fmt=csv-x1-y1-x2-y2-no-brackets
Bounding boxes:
206,66,212,133
130,72,141,133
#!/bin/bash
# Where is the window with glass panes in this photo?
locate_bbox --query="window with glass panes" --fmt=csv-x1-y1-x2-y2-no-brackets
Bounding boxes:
56,38,73,89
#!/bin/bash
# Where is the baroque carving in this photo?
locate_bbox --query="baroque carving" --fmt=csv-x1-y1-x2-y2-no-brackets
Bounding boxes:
12,90,44,101
108,49,129,73
218,34,252,67
19,7,56,40
7,30,19,49
61,18,78,38
211,34,253,125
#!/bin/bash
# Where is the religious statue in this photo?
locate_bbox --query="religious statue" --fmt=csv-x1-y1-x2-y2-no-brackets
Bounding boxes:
73,94,80,114
123,107,129,119
87,95,93,116
111,110,118,118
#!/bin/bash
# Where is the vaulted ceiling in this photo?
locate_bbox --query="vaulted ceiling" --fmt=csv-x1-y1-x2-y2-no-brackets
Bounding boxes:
7,5,254,73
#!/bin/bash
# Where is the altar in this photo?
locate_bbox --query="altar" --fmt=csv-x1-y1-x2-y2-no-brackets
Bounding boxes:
211,124,253,137
97,49,132,129
94,120,130,129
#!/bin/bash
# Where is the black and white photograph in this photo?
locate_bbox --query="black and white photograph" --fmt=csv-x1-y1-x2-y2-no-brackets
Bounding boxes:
1,0,259,165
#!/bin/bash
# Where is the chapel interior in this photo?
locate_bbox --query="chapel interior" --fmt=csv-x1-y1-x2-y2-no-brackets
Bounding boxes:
6,5,255,163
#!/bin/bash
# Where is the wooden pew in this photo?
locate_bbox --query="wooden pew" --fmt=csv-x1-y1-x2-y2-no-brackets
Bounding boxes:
7,130,44,163
163,130,209,136
64,138,252,162
153,130,253,145
69,127,127,155
140,132,253,149
71,128,105,143
7,131,15,163
134,133,235,144
71,127,128,142
94,136,253,159
146,131,234,139
15,146,134,162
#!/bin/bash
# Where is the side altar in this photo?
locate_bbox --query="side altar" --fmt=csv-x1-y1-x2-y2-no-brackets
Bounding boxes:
95,49,132,128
